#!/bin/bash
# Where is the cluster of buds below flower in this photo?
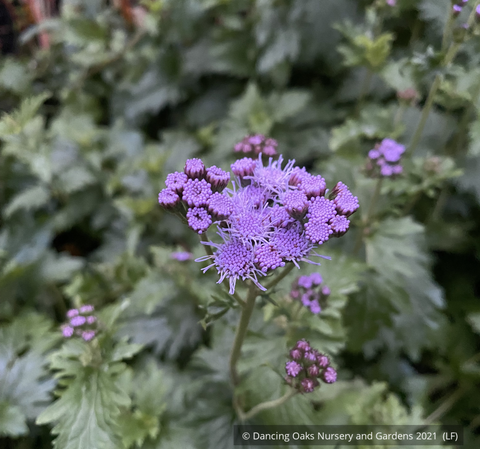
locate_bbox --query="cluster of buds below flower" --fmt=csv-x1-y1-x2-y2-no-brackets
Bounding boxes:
158,138,359,294
234,134,278,157
285,340,337,393
61,305,97,341
366,138,405,178
290,273,330,315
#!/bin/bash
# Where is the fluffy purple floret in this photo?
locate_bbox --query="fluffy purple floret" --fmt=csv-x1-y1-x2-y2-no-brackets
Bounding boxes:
322,286,331,296
231,157,257,179
283,190,309,219
165,171,188,193
330,215,350,237
322,366,337,383
86,316,97,324
308,364,320,377
379,138,405,163
310,273,322,285
307,197,337,222
79,305,94,313
304,219,333,244
268,205,293,228
62,325,74,338
368,149,380,160
171,251,193,261
304,351,318,363
272,225,313,265
70,315,86,327
208,192,234,220
290,349,303,360
301,378,318,393
286,361,303,378
254,244,285,272
158,188,180,209
392,165,403,175
298,275,313,289
288,166,308,187
301,292,312,307
66,309,79,318
230,210,269,243
298,174,327,199
309,299,321,314
186,207,212,234
206,166,230,192
296,340,311,351
249,155,295,194
183,179,212,207
234,134,278,156
380,164,393,177
184,158,206,179
453,4,462,14
317,354,330,368
333,191,359,217
82,330,96,341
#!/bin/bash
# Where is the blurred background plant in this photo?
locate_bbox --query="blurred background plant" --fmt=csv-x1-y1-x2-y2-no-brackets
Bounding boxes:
1,0,480,448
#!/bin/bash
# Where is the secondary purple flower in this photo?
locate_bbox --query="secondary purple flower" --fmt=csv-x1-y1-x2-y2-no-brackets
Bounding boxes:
310,273,322,285
186,207,212,234
208,192,234,221
368,149,380,159
304,220,332,244
290,349,302,360
62,325,74,338
298,275,313,289
82,330,96,342
184,158,206,179
301,378,318,393
171,251,193,261
70,315,86,327
165,171,188,193
66,309,79,318
379,138,405,163
308,364,320,377
309,299,321,314
80,305,94,313
386,0,396,6
301,292,313,307
317,354,330,368
321,286,331,296
158,189,180,210
286,361,302,377
330,215,350,237
234,134,278,156
86,316,97,324
380,164,393,177
272,225,313,267
333,190,359,217
296,340,311,351
206,166,230,192
231,157,257,181
248,155,295,194
283,190,309,219
268,204,293,228
229,210,270,244
304,350,318,363
392,165,403,175
182,179,212,207
322,367,337,384
298,174,327,199
307,197,337,223
254,244,285,272
453,4,462,16
288,166,308,187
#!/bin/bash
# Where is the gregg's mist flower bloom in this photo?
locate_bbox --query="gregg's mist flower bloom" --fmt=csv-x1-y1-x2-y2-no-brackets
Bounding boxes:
290,273,331,315
366,138,405,178
234,134,278,157
61,305,98,342
285,340,337,393
158,139,359,293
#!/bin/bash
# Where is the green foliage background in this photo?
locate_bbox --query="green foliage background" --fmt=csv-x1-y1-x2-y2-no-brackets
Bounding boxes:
1,0,480,448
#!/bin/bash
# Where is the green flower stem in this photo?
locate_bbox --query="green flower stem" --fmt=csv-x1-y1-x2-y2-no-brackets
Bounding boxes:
407,43,460,157
441,3,454,52
352,177,383,256
238,389,299,422
393,102,407,129
229,283,259,387
264,263,295,290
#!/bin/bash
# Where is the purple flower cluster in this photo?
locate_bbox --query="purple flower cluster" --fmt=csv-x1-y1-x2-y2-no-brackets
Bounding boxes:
159,141,359,294
61,305,97,341
290,273,331,315
234,134,278,157
366,138,405,178
285,340,337,393
158,158,232,234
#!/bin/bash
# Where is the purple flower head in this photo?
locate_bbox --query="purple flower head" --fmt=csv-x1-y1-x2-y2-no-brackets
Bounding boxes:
379,138,405,163
301,378,318,393
286,360,303,377
70,315,86,327
229,210,270,244
288,166,308,187
207,192,234,221
301,292,313,306
380,164,394,177
308,364,320,377
197,238,266,294
453,4,462,15
309,299,321,314
171,251,193,261
305,219,333,245
231,157,257,182
392,165,403,175
477,5,480,20
283,190,309,219
307,197,337,223
206,166,230,192
62,325,74,338
317,354,330,368
268,205,293,228
290,349,303,360
263,138,278,156
82,330,96,342
296,340,311,352
79,305,94,313
291,289,300,299
322,366,337,384
272,224,313,267
254,244,285,272
165,172,188,193
66,309,79,318
158,188,180,210
310,273,322,286
248,135,263,146
321,286,331,297
304,350,318,363
184,158,206,179
248,155,295,195
298,174,327,199
234,134,278,156
368,149,380,160
298,275,313,289
186,207,212,234
386,0,396,6
86,315,97,324
182,179,212,207
330,214,350,237
333,190,359,217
